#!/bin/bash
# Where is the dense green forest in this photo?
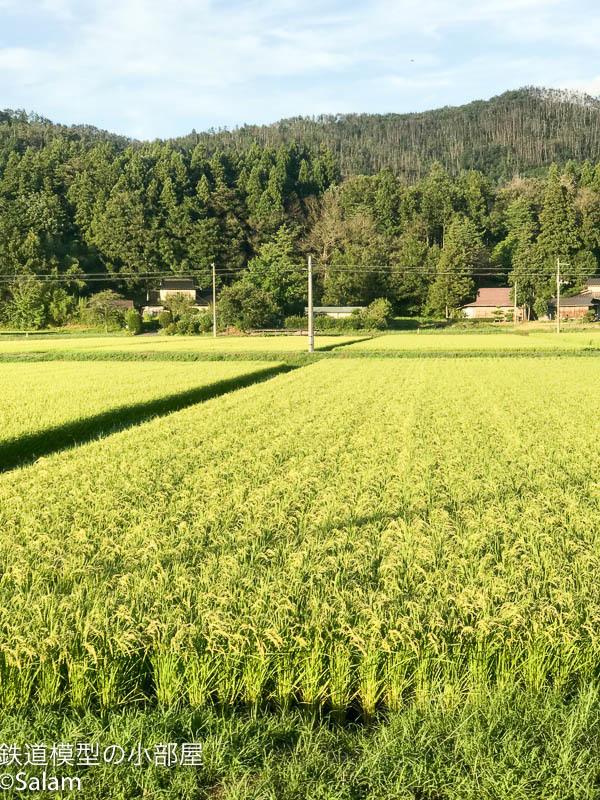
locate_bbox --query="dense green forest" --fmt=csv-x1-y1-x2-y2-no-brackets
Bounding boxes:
2,86,600,327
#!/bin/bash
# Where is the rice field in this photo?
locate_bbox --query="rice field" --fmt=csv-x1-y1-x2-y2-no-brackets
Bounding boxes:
2,356,600,721
0,333,363,354
0,360,279,448
348,330,600,351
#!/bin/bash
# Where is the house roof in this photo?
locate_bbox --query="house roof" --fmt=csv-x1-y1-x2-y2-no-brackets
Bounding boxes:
549,292,598,307
586,277,600,286
462,287,512,308
159,278,197,290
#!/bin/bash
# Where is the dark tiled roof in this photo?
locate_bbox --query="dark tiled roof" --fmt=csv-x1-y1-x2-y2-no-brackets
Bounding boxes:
462,287,512,307
549,292,598,307
586,277,600,286
160,278,197,290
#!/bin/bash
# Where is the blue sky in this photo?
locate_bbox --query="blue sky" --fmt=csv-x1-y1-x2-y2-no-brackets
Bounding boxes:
1,0,599,140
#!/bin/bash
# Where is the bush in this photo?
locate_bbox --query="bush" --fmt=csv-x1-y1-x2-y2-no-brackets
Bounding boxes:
165,323,176,336
125,309,142,335
218,281,281,331
583,310,596,323
5,278,46,330
142,317,159,332
312,314,363,332
360,298,393,330
157,311,173,329
284,315,307,329
47,288,77,326
197,313,213,333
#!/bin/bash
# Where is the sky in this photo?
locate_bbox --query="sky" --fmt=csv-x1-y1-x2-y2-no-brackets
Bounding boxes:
1,0,600,140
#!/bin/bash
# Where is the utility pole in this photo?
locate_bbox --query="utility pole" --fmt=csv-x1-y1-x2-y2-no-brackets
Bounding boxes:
212,262,217,338
514,281,517,325
556,258,561,334
556,258,570,335
307,255,314,353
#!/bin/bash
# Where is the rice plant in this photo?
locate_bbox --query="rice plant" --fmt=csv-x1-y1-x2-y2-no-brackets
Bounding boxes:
0,356,600,719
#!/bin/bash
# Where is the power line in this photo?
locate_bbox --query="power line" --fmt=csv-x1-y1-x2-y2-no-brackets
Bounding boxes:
0,267,595,282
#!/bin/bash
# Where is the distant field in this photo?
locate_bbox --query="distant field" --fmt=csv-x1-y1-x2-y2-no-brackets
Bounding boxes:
0,360,278,467
348,331,600,351
2,356,600,719
0,334,364,354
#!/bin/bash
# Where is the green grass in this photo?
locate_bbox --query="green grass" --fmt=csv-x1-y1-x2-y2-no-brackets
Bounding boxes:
0,688,598,799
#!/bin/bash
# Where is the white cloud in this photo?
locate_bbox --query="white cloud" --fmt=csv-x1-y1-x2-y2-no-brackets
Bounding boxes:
557,76,600,97
0,0,597,136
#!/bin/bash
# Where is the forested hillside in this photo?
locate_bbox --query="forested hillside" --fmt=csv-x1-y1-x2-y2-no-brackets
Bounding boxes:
178,87,600,181
2,87,600,328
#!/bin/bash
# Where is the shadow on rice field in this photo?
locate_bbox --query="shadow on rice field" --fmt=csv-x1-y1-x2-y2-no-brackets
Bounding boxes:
0,363,293,473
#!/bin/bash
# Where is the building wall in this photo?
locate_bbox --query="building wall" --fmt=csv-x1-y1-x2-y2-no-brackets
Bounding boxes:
159,289,196,301
557,306,593,319
314,311,355,318
142,303,209,318
463,306,523,320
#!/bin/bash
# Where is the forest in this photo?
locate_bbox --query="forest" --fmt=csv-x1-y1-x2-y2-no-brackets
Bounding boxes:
2,86,600,328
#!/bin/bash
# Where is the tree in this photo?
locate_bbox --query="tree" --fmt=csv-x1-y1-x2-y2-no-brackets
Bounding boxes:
5,277,46,330
88,290,126,332
125,308,142,334
47,287,76,326
245,224,305,314
538,163,579,261
426,215,483,318
420,161,455,246
360,298,393,329
217,282,281,331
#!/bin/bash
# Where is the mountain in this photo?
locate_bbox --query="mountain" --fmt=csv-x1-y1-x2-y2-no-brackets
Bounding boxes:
4,87,600,183
175,87,600,182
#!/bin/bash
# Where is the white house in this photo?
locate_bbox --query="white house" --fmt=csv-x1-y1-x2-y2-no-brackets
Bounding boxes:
303,306,364,318
142,278,211,317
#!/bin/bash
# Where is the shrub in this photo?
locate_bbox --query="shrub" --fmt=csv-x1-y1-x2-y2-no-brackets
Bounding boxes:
163,294,195,321
360,298,393,330
157,311,173,329
197,313,213,333
583,310,596,323
47,288,77,326
5,278,46,330
87,290,127,332
284,315,307,329
125,309,142,335
314,314,363,332
217,281,281,331
165,323,176,335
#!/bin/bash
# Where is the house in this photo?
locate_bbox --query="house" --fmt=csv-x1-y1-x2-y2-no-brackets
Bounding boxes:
113,299,134,311
142,278,211,318
460,288,523,320
583,277,600,296
304,306,364,318
548,292,599,320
